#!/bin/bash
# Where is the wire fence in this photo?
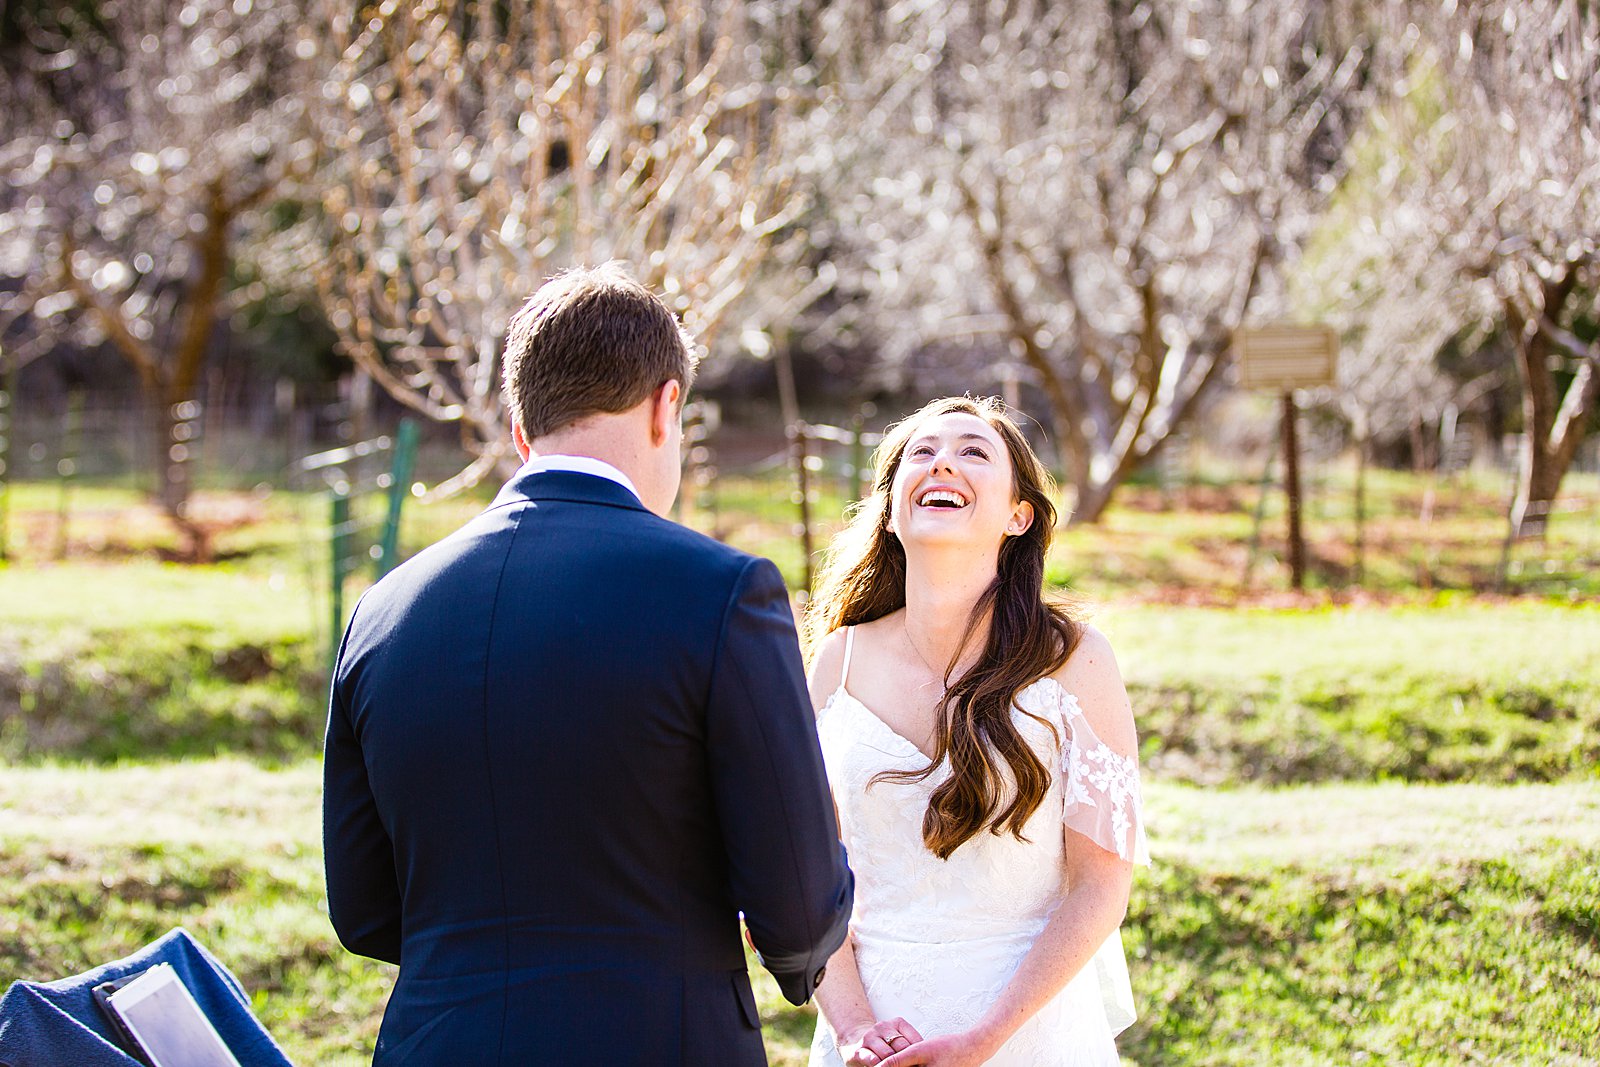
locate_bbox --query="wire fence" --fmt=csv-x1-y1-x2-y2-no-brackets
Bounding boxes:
1,383,1596,601
291,421,420,667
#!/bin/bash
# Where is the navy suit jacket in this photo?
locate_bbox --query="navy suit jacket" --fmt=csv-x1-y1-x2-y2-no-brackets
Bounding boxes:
323,470,853,1066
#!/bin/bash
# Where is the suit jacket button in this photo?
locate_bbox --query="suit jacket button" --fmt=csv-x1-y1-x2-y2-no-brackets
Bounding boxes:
814,966,827,988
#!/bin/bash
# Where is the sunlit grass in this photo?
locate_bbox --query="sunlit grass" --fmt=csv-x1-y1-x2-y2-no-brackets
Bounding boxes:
3,762,1594,1065
4,569,1596,779
1095,600,1600,688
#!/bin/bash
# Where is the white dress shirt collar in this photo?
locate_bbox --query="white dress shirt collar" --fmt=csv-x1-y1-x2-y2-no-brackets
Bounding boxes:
517,453,641,503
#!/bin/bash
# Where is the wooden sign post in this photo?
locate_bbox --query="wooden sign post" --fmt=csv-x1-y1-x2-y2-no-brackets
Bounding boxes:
1235,325,1338,590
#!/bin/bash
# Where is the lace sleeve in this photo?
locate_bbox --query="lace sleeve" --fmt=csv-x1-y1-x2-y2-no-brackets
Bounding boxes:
1055,684,1150,865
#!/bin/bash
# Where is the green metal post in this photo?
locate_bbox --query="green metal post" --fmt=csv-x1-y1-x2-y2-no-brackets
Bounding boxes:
330,486,352,670
791,421,815,593
377,418,419,577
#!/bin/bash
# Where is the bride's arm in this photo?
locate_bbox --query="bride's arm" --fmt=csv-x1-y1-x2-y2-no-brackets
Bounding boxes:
814,935,925,1065
881,627,1140,1067
808,630,926,1066
937,834,1132,1062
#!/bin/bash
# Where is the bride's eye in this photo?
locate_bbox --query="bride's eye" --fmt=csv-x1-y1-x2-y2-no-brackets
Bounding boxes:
962,447,989,459
909,445,935,457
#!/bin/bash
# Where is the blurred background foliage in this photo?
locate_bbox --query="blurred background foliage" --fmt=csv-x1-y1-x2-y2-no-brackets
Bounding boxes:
1,0,1595,544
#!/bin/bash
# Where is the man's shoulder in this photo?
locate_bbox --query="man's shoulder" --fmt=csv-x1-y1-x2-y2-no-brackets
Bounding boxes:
630,511,774,582
636,511,749,556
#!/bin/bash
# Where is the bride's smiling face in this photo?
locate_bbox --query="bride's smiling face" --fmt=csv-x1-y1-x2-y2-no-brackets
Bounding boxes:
888,412,1034,550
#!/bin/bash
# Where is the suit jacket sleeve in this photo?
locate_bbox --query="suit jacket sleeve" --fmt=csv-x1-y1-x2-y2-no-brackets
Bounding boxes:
705,557,854,1005
322,608,404,964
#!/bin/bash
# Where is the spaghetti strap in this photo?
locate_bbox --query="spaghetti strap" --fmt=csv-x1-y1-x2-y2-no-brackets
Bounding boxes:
840,626,856,692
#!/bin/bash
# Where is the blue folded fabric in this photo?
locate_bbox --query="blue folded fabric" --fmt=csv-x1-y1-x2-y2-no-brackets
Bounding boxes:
0,927,294,1067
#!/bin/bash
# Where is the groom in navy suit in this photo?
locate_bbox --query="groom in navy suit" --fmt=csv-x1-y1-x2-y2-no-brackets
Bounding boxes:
322,265,853,1065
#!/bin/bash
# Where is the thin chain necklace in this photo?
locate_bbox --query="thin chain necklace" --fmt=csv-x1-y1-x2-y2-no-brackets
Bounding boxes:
903,618,966,692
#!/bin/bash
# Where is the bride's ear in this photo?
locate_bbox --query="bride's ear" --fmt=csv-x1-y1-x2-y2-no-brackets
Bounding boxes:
1005,501,1034,537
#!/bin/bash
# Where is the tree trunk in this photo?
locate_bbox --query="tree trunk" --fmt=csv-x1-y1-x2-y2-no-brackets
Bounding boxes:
1511,432,1566,538
1508,326,1562,537
1047,411,1105,525
152,391,210,562
1503,282,1600,537
1067,475,1118,526
60,182,232,563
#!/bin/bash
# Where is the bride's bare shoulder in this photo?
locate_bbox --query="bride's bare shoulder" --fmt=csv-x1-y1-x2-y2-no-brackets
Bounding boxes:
806,628,850,715
1062,623,1118,671
806,612,902,714
1053,624,1137,751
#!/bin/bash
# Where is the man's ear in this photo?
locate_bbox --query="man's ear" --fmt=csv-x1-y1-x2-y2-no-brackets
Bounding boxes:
1006,500,1035,537
511,418,531,462
650,379,683,446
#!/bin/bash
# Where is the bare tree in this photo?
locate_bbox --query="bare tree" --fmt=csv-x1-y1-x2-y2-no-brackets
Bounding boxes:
810,0,1385,521
314,0,812,493
0,0,322,559
1296,147,1469,580
1411,0,1600,532
1296,73,1472,461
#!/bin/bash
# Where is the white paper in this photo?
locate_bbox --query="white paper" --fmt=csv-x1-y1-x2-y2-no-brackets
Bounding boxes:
108,963,244,1067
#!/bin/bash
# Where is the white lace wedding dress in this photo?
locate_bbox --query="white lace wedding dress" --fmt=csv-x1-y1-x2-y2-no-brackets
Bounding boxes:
810,629,1149,1067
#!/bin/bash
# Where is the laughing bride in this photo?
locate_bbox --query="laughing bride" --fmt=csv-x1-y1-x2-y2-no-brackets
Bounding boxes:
803,396,1148,1067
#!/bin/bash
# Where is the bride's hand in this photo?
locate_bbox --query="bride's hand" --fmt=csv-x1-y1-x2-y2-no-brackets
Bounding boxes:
875,1028,999,1067
835,1017,925,1066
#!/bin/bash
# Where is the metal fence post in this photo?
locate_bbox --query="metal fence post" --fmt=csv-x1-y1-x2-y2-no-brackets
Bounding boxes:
791,421,815,593
54,390,84,560
0,359,12,564
377,418,419,577
1281,390,1306,590
330,484,352,671
850,412,867,500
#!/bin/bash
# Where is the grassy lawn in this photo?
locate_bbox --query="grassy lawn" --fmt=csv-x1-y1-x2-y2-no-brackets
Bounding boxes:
1125,781,1600,1065
2,466,1596,1063
1096,601,1600,786
3,762,1594,1065
5,583,1595,783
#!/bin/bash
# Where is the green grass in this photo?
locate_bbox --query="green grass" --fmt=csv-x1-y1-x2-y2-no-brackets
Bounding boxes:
2,467,1597,1063
5,596,1595,783
0,626,322,763
1122,782,1600,1065
0,761,389,1066
0,560,317,637
1095,602,1600,785
3,763,1594,1065
1097,601,1600,688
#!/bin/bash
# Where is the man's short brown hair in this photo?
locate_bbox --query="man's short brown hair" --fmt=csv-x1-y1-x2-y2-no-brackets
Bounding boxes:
501,264,698,439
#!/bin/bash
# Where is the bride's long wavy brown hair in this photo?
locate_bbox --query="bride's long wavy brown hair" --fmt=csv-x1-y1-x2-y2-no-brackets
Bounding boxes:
803,396,1081,860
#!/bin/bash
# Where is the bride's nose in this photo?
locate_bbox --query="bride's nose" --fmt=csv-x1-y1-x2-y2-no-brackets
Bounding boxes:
930,449,958,476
